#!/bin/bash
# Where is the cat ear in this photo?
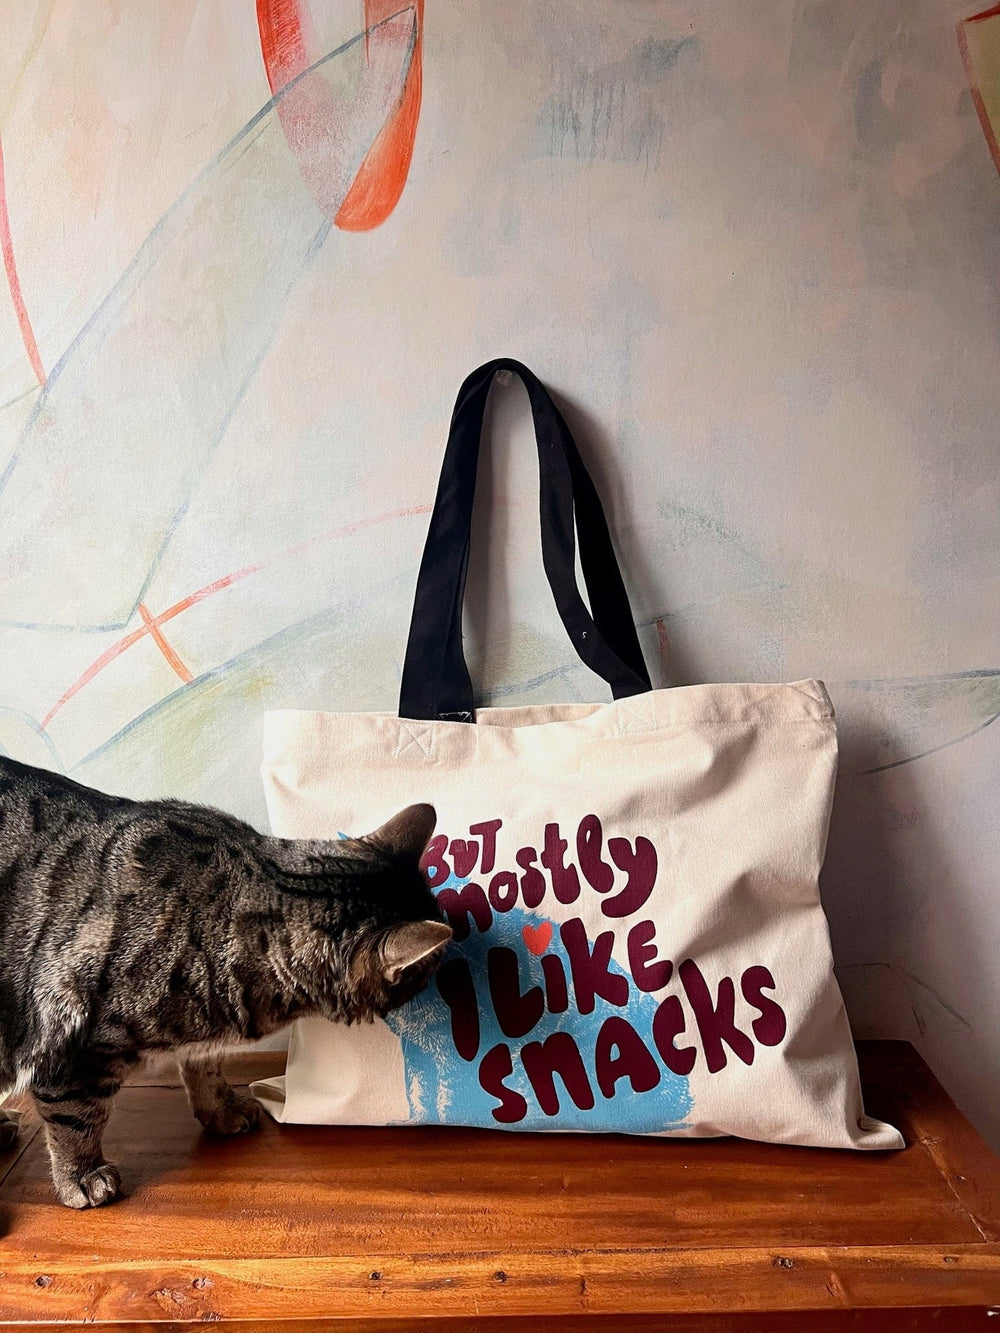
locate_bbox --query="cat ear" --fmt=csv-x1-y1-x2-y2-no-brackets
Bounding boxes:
380,920,452,983
365,803,437,861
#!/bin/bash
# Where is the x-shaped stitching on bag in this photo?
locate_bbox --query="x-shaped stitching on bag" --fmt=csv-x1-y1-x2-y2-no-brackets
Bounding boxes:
395,722,434,760
616,697,655,735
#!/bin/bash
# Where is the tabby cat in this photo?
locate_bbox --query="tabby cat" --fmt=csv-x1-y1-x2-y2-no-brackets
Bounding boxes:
0,757,450,1208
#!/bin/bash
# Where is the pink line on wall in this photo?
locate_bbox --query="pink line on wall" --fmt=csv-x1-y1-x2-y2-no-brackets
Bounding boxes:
40,503,432,729
0,136,46,385
655,617,670,670
39,564,264,729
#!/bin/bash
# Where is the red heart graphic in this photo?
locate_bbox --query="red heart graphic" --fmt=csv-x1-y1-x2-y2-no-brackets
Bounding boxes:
522,921,553,955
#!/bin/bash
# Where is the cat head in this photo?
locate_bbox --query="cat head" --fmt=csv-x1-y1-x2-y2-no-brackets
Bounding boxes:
343,803,452,1018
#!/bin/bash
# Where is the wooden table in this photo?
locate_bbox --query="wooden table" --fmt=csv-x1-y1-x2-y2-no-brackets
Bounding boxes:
1,1041,998,1330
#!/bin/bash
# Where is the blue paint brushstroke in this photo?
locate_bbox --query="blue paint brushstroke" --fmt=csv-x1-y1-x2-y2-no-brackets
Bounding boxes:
385,867,693,1133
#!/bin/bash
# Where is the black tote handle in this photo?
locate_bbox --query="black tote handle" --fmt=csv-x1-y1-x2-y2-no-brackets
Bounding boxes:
398,359,651,721
430,364,651,707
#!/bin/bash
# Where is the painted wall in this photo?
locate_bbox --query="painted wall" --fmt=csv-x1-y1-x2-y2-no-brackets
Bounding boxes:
1,2,998,1142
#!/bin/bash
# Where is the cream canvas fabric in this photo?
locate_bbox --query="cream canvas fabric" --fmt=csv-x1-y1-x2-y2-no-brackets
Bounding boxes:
254,684,901,1150
252,360,901,1150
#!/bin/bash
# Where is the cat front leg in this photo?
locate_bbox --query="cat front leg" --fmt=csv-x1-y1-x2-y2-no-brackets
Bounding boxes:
31,1077,122,1208
178,1053,262,1136
0,1105,20,1150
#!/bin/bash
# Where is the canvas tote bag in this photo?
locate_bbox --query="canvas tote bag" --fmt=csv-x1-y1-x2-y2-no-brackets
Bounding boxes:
254,359,902,1151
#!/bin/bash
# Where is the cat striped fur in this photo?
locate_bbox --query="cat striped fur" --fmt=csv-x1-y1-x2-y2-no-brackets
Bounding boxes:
0,758,448,1207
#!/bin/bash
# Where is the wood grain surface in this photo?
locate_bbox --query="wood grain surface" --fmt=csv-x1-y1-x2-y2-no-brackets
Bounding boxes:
0,1041,997,1326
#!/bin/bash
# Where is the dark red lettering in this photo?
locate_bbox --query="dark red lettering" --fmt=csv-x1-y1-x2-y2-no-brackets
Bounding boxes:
487,870,518,912
541,954,569,1013
604,836,657,917
627,919,672,992
741,966,787,1047
479,1043,527,1124
679,959,755,1073
594,1016,661,1100
449,838,479,878
436,958,480,1061
577,814,614,894
436,882,492,941
540,823,580,904
487,947,545,1039
421,833,450,885
470,819,503,874
559,917,630,1014
516,846,545,908
651,994,696,1075
522,1032,595,1116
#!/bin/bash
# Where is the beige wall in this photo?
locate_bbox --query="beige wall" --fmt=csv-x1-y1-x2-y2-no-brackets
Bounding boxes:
0,1,998,1143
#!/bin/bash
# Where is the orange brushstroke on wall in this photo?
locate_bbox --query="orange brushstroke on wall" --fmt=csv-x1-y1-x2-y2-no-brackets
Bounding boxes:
40,504,433,730
335,0,424,231
255,0,422,227
0,136,45,385
138,602,194,683
256,0,310,94
39,564,264,729
255,0,422,231
256,0,348,219
957,3,1000,178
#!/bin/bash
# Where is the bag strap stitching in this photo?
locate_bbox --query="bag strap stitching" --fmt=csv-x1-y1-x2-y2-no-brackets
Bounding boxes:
395,722,434,760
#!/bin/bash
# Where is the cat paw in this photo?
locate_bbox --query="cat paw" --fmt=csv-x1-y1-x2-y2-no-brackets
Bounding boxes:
0,1109,20,1151
197,1089,262,1136
57,1163,122,1209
